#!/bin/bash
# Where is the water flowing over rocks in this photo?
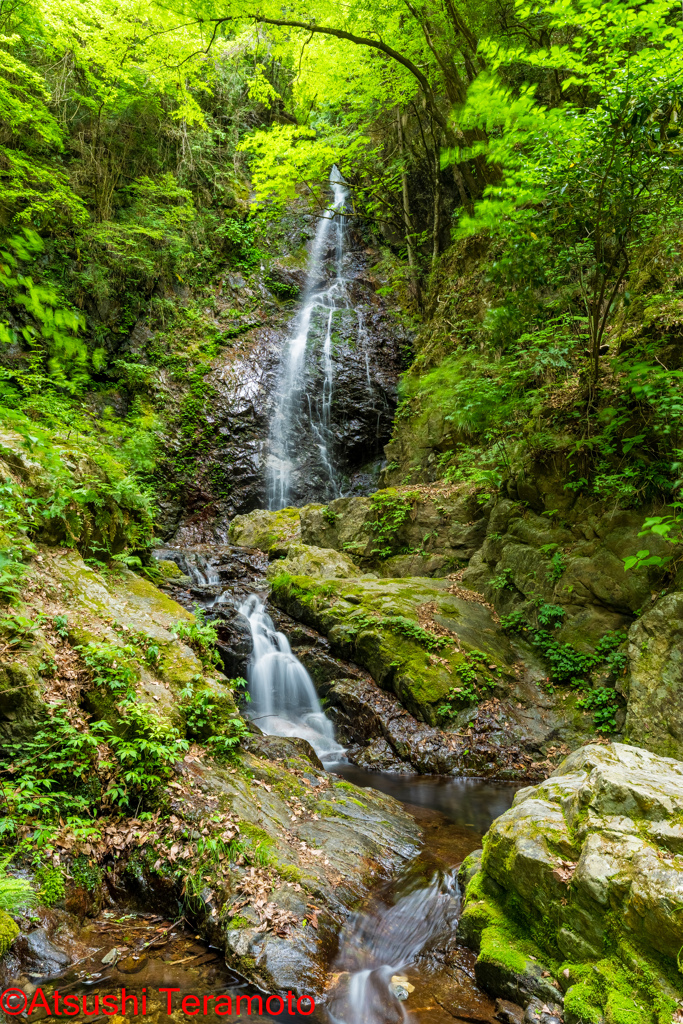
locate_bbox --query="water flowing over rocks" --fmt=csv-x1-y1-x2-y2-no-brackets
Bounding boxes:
158,192,408,546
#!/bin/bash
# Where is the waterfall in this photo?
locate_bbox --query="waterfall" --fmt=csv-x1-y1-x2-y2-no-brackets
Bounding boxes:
327,868,461,1024
238,594,343,760
267,166,350,510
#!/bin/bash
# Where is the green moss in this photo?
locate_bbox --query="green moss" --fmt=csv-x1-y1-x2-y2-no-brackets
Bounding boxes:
478,924,531,975
71,855,102,893
605,988,651,1024
564,981,605,1024
227,914,251,930
238,822,274,847
36,865,66,906
0,909,19,955
277,864,303,883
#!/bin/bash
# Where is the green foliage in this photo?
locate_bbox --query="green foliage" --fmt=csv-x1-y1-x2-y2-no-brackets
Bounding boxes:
451,0,683,378
502,614,628,700
53,615,69,640
1,702,114,821
490,568,515,592
171,607,221,670
369,491,414,559
536,602,565,629
321,506,338,526
577,687,620,734
624,499,682,572
206,720,250,761
548,551,567,583
437,650,497,718
0,612,41,651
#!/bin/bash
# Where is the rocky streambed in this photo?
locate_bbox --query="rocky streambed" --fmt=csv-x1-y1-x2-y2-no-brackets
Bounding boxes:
3,459,683,1022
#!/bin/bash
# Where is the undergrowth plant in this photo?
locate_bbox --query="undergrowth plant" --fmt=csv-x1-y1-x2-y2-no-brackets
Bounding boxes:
172,607,221,669
501,611,627,731
369,491,415,560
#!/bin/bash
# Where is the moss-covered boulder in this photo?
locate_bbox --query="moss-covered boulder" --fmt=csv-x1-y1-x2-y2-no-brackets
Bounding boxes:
0,909,19,955
266,543,360,580
228,507,302,555
624,591,683,760
460,742,683,1021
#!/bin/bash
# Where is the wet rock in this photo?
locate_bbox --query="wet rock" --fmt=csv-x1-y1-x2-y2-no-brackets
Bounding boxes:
270,572,516,724
212,606,253,678
228,508,301,554
241,733,324,770
524,998,564,1024
126,750,421,998
13,928,70,976
496,997,525,1023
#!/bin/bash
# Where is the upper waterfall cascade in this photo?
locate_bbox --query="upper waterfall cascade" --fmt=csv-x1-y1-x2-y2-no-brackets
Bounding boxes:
267,166,350,510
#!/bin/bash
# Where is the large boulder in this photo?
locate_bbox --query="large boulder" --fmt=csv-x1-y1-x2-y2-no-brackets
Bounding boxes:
299,485,489,568
459,743,683,1022
269,572,517,724
228,507,302,555
266,542,359,580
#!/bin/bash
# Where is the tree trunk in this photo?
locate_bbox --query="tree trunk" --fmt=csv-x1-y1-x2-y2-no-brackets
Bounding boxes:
396,106,422,307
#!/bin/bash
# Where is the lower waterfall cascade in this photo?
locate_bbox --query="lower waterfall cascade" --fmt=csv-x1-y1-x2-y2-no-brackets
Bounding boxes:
239,592,343,760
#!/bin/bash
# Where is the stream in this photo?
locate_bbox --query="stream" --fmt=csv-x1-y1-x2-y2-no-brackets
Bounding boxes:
118,542,518,1024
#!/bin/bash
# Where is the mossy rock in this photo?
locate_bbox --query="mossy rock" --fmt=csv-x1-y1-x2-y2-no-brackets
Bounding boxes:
266,543,359,580
0,909,19,955
228,507,302,554
466,743,683,1020
269,571,516,723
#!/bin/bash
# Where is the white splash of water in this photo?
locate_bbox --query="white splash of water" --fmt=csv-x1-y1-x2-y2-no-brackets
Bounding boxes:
267,166,350,509
327,869,461,1024
239,594,343,760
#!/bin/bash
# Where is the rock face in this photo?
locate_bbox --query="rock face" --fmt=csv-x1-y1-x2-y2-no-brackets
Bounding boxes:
623,591,683,759
157,244,406,545
459,743,683,1022
266,542,359,580
300,486,488,571
135,734,421,997
227,507,302,555
1,543,423,997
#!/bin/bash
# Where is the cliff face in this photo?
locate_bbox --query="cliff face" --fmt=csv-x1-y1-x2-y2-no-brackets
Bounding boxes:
146,229,408,545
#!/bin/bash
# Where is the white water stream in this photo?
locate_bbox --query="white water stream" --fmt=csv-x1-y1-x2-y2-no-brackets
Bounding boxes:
328,867,462,1024
267,166,350,510
239,594,343,761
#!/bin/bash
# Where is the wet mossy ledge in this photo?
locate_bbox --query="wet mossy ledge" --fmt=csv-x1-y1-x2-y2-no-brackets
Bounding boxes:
268,568,515,724
458,743,683,1024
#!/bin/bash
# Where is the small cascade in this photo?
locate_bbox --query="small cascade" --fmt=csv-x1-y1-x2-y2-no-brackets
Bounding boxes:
267,166,350,510
327,866,461,1024
239,594,343,760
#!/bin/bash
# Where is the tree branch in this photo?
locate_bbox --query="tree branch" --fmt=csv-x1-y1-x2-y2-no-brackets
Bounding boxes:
201,12,449,130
